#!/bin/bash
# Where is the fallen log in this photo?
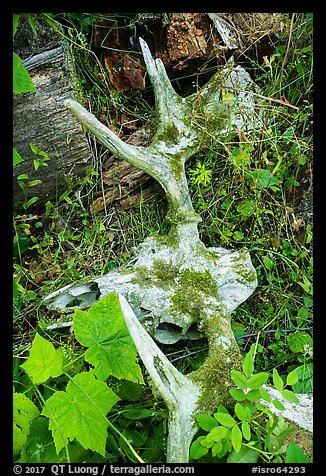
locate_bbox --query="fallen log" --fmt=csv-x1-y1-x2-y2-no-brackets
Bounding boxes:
13,19,92,207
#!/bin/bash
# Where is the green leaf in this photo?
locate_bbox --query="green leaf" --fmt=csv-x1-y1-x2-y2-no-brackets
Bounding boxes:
17,173,29,180
248,372,269,389
259,388,272,403
214,412,236,428
241,421,251,441
236,199,256,218
242,351,254,378
42,371,119,456
23,196,39,210
230,370,248,389
272,399,286,411
250,168,279,188
74,292,144,383
13,14,20,38
123,407,155,420
21,333,64,384
286,369,299,386
234,403,247,421
13,234,29,257
287,332,313,354
263,255,274,271
229,388,246,401
285,441,309,463
13,391,40,455
281,389,300,404
272,368,284,392
212,441,223,457
292,363,313,393
206,425,228,443
227,446,259,463
246,389,262,402
13,52,37,94
13,148,25,166
189,436,209,460
196,413,218,431
285,441,310,463
231,425,242,452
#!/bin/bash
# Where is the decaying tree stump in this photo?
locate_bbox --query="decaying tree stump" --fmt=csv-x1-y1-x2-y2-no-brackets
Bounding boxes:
44,38,312,462
13,18,92,206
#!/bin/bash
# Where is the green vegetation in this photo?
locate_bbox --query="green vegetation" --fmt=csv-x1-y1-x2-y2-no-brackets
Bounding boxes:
13,13,313,463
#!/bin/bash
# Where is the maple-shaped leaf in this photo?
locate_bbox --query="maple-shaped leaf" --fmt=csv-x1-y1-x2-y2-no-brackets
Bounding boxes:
74,292,144,384
13,391,40,455
42,371,119,456
21,333,64,384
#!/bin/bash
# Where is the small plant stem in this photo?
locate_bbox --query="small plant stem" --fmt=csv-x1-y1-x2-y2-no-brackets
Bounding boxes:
106,420,145,463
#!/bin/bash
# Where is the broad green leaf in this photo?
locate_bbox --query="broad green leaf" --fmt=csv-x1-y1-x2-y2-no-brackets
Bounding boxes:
286,369,299,386
206,425,228,443
196,413,218,431
272,399,286,411
231,425,242,452
292,363,313,393
287,332,313,354
241,421,251,441
259,388,272,403
234,403,247,421
13,391,40,455
214,412,236,428
250,168,279,188
13,148,24,166
21,333,63,384
189,436,209,460
242,351,254,377
42,371,119,456
74,292,144,383
272,368,284,392
263,255,274,271
248,372,269,389
230,370,248,389
281,389,300,404
285,441,310,463
246,389,262,402
229,388,246,401
227,446,259,463
212,441,223,457
13,52,37,94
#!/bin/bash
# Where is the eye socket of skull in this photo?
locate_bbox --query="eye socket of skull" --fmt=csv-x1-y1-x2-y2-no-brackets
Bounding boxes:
154,322,183,344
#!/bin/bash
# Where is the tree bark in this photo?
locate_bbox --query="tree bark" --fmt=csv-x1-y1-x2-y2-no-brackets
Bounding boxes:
13,21,92,207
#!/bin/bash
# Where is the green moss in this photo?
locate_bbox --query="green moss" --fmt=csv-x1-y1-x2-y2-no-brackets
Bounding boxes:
191,344,242,413
170,268,220,320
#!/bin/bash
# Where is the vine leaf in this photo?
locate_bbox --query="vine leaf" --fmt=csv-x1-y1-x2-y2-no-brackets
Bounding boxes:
74,292,144,384
13,52,37,94
42,371,119,456
21,333,64,384
13,391,40,455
